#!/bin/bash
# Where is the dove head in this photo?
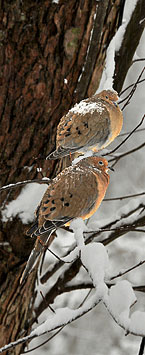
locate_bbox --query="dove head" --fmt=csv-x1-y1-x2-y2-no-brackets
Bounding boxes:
99,89,119,102
78,156,109,174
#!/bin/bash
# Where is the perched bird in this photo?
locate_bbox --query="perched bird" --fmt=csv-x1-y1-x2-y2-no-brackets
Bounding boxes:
47,89,123,160
21,156,110,282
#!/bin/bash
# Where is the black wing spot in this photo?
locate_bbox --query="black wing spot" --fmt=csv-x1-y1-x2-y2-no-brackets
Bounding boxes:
44,199,50,204
83,122,88,128
64,202,69,207
45,213,51,218
76,127,81,135
52,199,55,204
69,193,73,198
65,133,71,137
67,127,71,132
50,207,56,211
42,206,48,212
61,197,64,201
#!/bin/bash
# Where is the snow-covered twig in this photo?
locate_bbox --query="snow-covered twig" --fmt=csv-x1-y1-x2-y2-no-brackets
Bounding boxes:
41,202,145,288
0,178,51,193
0,293,101,353
110,260,145,280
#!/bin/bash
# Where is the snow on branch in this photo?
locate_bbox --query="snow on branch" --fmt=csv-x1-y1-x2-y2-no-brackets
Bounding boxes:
1,218,145,353
0,178,51,193
0,292,101,353
1,182,49,224
40,199,145,290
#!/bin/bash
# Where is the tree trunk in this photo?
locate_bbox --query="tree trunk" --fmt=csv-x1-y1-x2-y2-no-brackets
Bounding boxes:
0,0,144,353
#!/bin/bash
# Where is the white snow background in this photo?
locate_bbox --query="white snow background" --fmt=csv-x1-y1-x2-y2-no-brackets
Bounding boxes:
1,1,145,354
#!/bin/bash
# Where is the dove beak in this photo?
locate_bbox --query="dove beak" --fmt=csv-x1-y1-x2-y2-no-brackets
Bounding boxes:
108,166,115,172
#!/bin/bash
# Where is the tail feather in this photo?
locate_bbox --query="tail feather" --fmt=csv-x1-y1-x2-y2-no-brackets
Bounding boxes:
46,146,82,160
47,148,69,160
20,231,53,284
20,248,40,284
26,221,39,236
21,217,72,283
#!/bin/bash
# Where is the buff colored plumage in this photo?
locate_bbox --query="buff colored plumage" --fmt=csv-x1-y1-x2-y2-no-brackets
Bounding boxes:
47,89,123,159
21,156,110,282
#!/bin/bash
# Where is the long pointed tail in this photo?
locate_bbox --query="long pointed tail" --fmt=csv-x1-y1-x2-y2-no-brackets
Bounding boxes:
20,231,53,284
46,145,80,160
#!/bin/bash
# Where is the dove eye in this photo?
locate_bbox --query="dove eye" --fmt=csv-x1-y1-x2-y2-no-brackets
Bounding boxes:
98,161,104,166
105,95,109,99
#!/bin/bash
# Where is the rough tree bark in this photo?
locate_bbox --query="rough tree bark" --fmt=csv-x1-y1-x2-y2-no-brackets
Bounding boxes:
0,0,144,353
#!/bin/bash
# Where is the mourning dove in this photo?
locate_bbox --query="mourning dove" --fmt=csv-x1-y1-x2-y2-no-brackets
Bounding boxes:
47,89,123,160
21,156,110,282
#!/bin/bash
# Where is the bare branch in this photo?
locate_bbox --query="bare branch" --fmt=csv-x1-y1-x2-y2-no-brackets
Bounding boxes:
109,141,145,166
103,115,145,157
119,128,145,137
132,58,145,64
120,78,145,97
76,0,109,99
114,0,145,92
138,337,145,355
121,67,145,110
111,260,145,280
23,327,64,354
86,203,145,244
104,191,145,201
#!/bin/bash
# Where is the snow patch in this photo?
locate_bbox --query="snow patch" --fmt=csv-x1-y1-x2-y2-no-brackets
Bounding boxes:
81,243,109,289
130,311,145,333
108,280,136,320
98,0,138,92
2,183,48,224
70,100,104,115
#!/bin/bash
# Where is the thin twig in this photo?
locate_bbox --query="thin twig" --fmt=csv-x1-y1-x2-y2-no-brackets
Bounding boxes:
121,67,145,110
59,283,145,294
119,79,145,96
85,228,145,234
37,236,72,264
138,337,145,355
109,141,145,165
103,115,145,157
110,260,145,280
0,178,51,193
119,128,145,137
22,327,64,354
132,58,145,64
23,286,92,353
104,191,145,201
40,290,55,314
